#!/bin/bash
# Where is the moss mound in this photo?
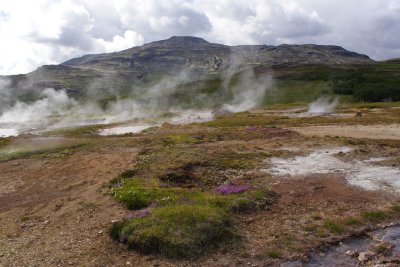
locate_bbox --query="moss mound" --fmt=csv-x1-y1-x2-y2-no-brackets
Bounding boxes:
110,204,233,258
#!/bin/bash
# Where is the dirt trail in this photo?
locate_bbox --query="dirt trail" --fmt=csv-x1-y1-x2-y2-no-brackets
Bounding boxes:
291,124,400,140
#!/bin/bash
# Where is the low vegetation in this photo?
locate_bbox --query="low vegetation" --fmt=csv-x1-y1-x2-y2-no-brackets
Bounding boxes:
110,204,234,258
110,176,277,257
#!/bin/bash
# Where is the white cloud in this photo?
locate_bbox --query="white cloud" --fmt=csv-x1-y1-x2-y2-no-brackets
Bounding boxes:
95,30,144,53
0,0,399,75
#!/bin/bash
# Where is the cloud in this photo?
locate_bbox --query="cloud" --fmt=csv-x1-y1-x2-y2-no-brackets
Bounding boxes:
95,30,144,53
113,0,212,41
192,0,330,45
0,0,400,75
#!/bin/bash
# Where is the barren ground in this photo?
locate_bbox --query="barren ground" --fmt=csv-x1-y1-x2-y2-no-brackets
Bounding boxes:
1,104,400,267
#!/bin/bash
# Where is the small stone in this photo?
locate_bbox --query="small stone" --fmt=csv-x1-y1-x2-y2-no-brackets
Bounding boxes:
126,262,131,265
245,218,255,223
358,251,375,262
13,162,20,166
345,250,359,257
98,231,103,234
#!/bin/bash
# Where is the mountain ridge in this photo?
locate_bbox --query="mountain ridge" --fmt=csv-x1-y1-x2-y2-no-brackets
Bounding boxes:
61,36,372,72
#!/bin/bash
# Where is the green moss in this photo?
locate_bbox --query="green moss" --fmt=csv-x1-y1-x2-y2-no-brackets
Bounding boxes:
20,215,31,222
110,204,234,258
111,179,188,210
391,204,400,213
0,143,87,161
344,217,361,226
266,250,282,259
323,220,345,233
361,210,389,221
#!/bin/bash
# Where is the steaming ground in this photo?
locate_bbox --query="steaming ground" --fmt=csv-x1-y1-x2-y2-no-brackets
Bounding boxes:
0,68,273,137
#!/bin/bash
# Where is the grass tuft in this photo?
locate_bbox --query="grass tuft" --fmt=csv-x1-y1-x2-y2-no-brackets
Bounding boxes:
266,250,282,259
344,217,361,226
361,210,389,221
323,219,345,233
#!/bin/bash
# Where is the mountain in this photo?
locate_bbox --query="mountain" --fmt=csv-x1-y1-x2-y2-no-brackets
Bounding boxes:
1,36,372,94
5,36,400,104
62,36,371,73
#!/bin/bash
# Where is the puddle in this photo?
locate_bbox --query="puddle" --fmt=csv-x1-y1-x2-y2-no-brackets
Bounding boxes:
98,125,156,136
284,226,400,267
269,147,400,193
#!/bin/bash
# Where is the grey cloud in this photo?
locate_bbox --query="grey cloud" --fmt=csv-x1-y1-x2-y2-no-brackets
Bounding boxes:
117,1,212,42
30,5,95,51
76,1,123,40
367,11,400,50
1,0,400,75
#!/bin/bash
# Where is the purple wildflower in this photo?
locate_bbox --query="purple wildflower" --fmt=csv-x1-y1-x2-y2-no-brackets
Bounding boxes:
214,184,251,195
126,208,151,219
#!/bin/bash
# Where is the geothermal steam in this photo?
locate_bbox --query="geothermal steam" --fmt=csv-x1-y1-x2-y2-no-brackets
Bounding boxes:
308,96,339,114
0,68,273,136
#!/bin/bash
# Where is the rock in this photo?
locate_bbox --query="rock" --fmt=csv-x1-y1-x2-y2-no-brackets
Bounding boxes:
345,249,359,257
358,251,376,263
13,162,20,166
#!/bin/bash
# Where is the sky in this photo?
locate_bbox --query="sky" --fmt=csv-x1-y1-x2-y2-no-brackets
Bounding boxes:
0,0,399,75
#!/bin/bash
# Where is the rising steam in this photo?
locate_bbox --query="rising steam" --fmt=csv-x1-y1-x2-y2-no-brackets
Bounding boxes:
0,63,273,137
308,96,339,114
